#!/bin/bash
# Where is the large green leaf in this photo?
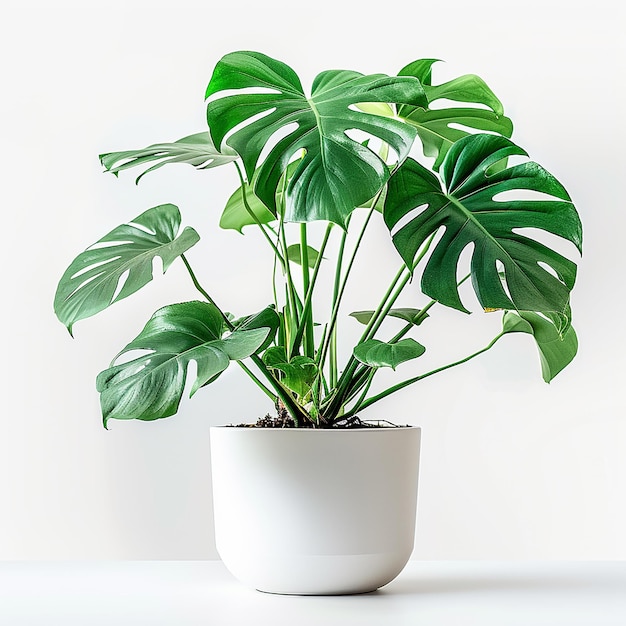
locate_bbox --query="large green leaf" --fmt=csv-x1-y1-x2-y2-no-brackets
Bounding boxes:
97,301,272,425
397,59,513,169
353,338,426,370
384,134,582,318
54,204,200,334
205,51,427,227
502,310,578,382
100,132,238,183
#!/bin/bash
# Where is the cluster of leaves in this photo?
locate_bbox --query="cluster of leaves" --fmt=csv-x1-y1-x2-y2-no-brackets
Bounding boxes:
55,51,582,428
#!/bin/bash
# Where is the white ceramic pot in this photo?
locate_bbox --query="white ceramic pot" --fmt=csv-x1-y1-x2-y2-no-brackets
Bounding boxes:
210,426,421,595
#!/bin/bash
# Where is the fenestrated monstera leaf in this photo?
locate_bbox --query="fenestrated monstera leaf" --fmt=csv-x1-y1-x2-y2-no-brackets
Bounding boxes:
205,51,427,227
100,132,238,183
97,301,272,426
502,310,578,382
384,134,582,318
397,59,513,169
54,204,199,334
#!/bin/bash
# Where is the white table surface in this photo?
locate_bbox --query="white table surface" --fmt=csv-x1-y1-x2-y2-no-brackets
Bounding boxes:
1,560,625,625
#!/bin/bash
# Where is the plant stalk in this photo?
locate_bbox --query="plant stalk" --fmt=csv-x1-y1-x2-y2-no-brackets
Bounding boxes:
345,331,507,418
234,162,284,268
299,223,315,358
181,253,308,424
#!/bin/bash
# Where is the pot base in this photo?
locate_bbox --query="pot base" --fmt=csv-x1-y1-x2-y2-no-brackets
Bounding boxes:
224,551,413,596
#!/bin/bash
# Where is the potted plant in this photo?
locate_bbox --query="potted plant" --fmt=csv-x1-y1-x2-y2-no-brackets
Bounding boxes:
54,51,582,594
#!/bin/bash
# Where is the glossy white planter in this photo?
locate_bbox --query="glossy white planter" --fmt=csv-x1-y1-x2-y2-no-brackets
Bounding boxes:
210,426,421,595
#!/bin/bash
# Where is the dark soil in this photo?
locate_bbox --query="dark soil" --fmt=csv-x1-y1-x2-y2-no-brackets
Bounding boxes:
231,403,406,429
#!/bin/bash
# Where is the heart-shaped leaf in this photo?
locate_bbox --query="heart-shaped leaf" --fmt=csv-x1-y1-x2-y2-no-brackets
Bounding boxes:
262,347,317,398
54,204,200,334
349,308,428,326
502,310,578,382
100,132,238,183
384,134,582,319
205,51,427,226
97,301,272,425
286,244,322,268
353,338,426,369
397,59,513,169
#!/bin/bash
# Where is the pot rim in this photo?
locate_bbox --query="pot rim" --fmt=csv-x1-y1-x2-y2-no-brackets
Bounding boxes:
210,425,419,432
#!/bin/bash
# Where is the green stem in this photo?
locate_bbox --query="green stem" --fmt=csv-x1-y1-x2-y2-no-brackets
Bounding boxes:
299,224,314,358
361,266,409,343
181,253,308,423
291,223,333,358
323,233,438,419
345,273,472,412
181,254,219,308
346,331,506,418
347,368,376,413
237,361,276,401
318,206,375,378
281,222,302,357
322,267,409,419
327,226,349,387
234,162,284,269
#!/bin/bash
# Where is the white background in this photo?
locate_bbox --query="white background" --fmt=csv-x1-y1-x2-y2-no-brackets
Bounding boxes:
1,0,624,560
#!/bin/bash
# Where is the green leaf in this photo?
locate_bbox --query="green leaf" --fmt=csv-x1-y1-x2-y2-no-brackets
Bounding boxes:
262,347,317,398
232,306,280,352
99,132,238,183
220,180,276,232
353,338,426,369
397,59,513,169
349,308,428,325
286,244,322,268
97,302,272,425
502,310,578,382
384,134,582,319
219,160,301,232
205,51,427,227
54,204,200,334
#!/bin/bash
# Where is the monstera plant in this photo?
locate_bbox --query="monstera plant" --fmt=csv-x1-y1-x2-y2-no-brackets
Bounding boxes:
55,51,582,429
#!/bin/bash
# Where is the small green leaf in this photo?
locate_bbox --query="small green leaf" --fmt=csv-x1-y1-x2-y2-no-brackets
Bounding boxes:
262,347,318,398
232,306,280,352
97,302,272,426
100,132,238,183
349,308,428,326
54,204,199,334
220,180,276,232
502,311,578,382
353,338,426,370
286,244,322,268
